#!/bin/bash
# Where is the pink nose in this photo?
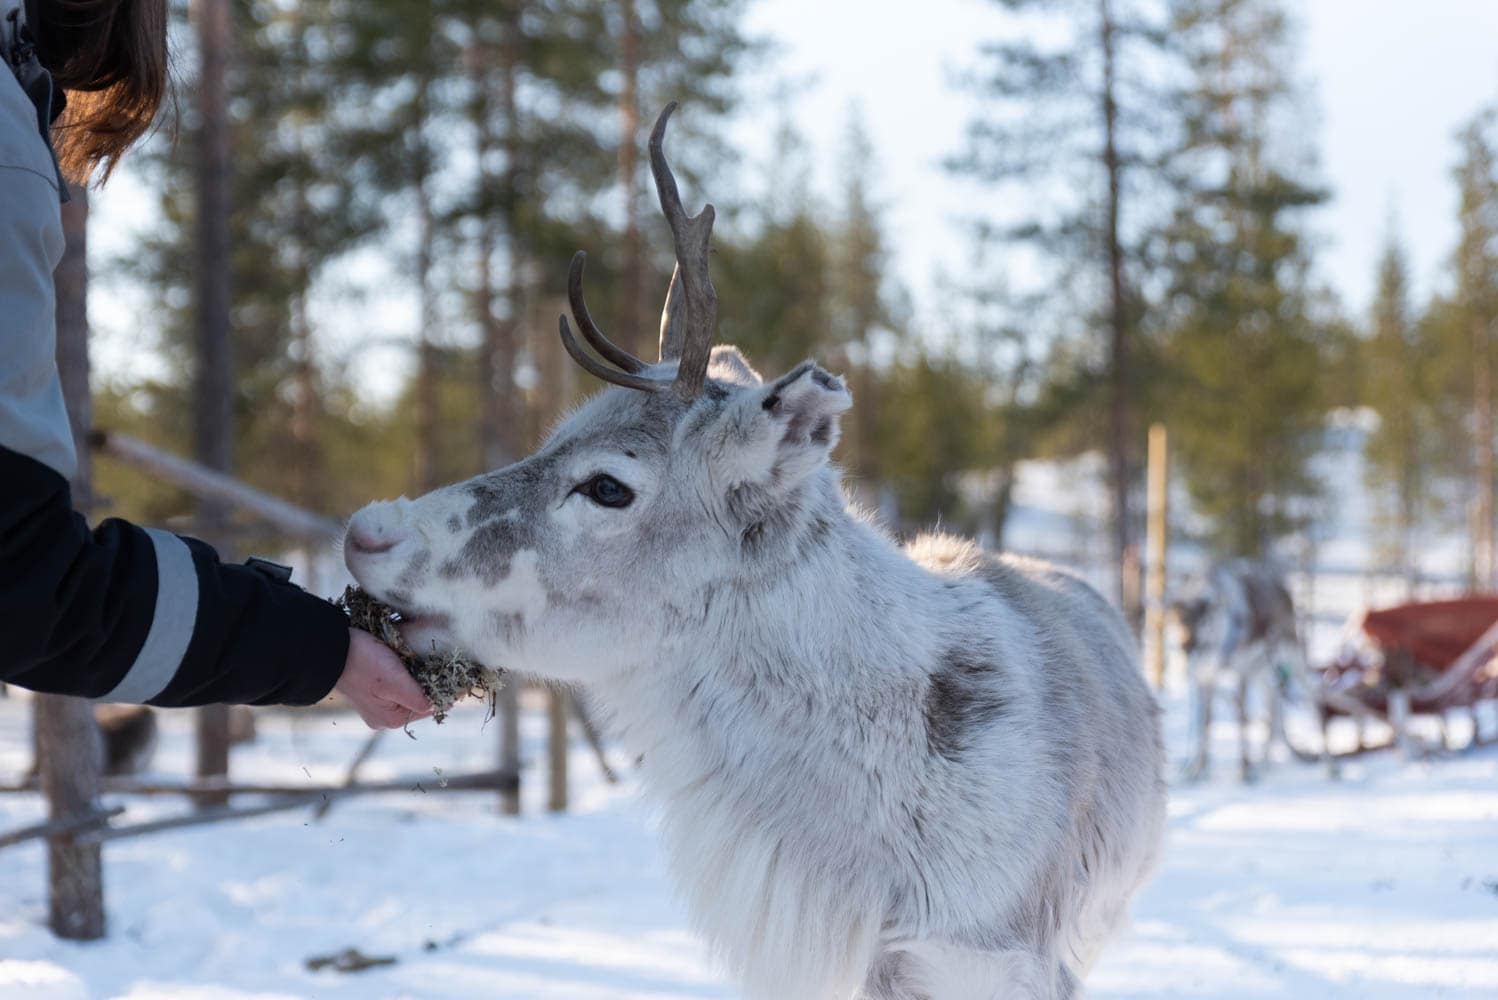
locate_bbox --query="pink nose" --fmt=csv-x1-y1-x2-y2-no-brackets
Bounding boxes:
345,508,409,556
347,528,397,555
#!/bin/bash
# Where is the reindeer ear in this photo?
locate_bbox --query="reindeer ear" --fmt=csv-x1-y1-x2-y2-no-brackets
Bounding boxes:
710,361,852,491
707,345,762,386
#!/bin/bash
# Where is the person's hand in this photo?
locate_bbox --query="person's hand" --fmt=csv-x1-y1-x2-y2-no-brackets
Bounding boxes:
335,629,434,729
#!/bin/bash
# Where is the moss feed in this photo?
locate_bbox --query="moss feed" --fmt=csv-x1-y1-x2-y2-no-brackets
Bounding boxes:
334,586,503,723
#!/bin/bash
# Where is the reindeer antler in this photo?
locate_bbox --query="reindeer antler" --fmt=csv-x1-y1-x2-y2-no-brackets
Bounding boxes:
567,252,649,375
650,102,717,400
557,103,718,401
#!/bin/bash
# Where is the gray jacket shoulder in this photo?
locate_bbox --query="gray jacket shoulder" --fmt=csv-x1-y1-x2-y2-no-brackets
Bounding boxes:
0,21,75,481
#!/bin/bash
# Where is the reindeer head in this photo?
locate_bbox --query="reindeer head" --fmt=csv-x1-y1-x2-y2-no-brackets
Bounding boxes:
344,105,852,684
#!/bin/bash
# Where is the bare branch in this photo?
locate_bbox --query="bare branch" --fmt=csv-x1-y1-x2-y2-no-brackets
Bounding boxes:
0,806,123,852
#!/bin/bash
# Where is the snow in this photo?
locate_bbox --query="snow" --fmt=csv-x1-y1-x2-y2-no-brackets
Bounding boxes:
1,691,1495,1000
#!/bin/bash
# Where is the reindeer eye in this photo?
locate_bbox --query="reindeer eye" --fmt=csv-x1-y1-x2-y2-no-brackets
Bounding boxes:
576,474,634,509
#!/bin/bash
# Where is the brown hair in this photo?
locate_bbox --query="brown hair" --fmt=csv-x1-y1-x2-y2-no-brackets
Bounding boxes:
30,0,168,183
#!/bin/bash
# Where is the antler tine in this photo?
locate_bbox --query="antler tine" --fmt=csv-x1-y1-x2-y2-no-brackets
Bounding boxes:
568,252,648,374
558,315,666,394
649,102,718,401
658,264,686,361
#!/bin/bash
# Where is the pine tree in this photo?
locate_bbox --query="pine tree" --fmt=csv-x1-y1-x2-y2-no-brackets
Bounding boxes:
1157,0,1330,557
951,0,1171,617
1449,108,1498,587
106,0,760,533
190,0,236,807
876,351,997,532
1362,226,1435,592
598,0,756,356
712,115,834,376
940,256,1054,547
829,109,907,494
118,0,387,521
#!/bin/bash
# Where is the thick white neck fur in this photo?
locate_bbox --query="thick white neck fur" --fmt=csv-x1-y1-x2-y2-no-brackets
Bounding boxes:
593,478,947,999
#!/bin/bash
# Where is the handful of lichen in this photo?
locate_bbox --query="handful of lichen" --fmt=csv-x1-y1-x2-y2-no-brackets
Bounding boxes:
334,586,503,723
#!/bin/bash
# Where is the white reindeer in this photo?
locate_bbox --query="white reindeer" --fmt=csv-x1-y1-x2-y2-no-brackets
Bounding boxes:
344,105,1166,1000
1168,560,1306,782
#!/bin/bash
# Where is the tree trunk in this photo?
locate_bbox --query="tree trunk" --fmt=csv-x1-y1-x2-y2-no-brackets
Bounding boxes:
289,288,322,513
1099,0,1137,625
1400,430,1419,599
547,688,568,813
616,0,646,355
412,67,441,495
854,332,880,490
193,0,236,808
1475,315,1495,590
497,684,521,816
470,7,526,816
39,184,107,941
35,697,105,940
471,25,503,474
498,4,524,465
288,22,323,522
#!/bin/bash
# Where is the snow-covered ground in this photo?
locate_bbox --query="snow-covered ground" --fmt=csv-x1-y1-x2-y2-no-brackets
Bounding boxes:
1,690,1494,1000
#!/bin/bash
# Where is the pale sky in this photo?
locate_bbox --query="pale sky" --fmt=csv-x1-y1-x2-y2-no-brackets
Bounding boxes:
89,1,1498,392
739,0,1498,326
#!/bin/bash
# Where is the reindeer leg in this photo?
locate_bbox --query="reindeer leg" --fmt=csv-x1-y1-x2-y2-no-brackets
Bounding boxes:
1319,701,1341,779
1389,688,1417,758
1183,676,1212,782
1268,668,1285,750
1237,674,1255,783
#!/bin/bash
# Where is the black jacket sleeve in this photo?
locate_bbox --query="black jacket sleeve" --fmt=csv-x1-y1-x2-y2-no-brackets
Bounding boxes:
0,444,349,706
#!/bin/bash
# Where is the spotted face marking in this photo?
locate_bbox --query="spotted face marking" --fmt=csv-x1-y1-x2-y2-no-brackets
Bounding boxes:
465,461,549,528
445,516,535,586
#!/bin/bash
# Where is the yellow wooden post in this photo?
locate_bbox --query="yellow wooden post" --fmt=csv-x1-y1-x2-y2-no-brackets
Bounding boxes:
1143,423,1170,688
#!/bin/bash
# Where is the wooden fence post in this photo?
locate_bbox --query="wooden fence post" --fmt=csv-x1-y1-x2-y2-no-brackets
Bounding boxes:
498,684,521,816
191,0,236,809
35,700,106,939
547,688,568,813
40,184,106,940
1143,423,1170,689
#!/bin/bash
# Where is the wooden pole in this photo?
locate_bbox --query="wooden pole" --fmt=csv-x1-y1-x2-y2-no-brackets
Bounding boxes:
0,808,123,852
547,688,569,813
192,0,237,810
616,0,645,353
1143,423,1169,689
38,183,107,941
1475,315,1496,590
72,772,522,847
311,731,384,821
0,772,519,798
90,431,342,541
497,684,521,815
1100,0,1139,629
